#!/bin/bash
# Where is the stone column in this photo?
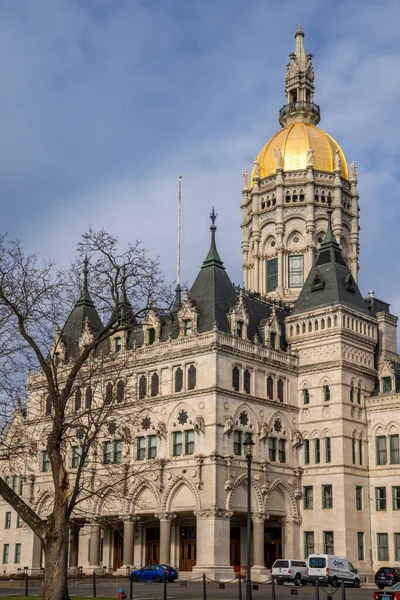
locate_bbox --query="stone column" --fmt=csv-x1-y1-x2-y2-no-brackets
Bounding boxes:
155,513,176,565
89,521,101,568
192,507,235,582
69,524,80,569
283,516,301,559
251,514,269,581
122,517,135,568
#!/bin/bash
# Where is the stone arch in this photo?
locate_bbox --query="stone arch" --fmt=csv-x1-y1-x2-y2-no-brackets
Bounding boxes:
372,423,386,436
130,480,161,514
226,473,264,513
161,475,201,512
264,478,299,517
167,401,197,430
35,491,54,518
95,491,128,517
232,403,259,433
267,411,291,437
321,428,333,438
388,422,399,435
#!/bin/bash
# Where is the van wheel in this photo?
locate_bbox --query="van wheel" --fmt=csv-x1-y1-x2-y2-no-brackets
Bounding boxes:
301,580,308,586
353,579,360,588
332,577,339,588
294,575,302,587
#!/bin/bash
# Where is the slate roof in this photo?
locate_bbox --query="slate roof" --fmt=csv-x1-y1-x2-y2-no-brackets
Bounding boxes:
293,209,370,315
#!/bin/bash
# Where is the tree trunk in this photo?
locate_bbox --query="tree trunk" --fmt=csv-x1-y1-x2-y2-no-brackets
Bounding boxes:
42,522,70,600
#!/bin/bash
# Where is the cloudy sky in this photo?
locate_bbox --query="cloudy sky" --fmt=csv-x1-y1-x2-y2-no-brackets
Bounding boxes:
1,0,400,311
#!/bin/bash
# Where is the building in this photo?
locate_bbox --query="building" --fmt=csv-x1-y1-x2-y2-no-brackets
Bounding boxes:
0,26,399,581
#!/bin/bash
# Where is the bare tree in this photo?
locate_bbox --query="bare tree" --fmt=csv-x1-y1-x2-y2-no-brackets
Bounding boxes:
0,229,171,600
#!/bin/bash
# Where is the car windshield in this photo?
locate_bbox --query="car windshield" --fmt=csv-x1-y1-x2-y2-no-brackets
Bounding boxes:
379,568,396,574
273,560,289,568
309,557,326,568
391,582,400,591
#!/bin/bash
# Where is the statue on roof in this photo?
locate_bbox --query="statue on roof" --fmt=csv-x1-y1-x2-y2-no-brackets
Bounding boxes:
307,146,314,167
275,148,283,169
242,170,249,189
334,149,341,171
253,158,260,178
351,160,357,181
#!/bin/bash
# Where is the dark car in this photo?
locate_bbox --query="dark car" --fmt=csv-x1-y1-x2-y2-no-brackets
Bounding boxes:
130,564,178,583
374,581,400,599
375,568,400,589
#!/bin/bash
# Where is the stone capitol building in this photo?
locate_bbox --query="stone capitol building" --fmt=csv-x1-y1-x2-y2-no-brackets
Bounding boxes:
0,27,399,581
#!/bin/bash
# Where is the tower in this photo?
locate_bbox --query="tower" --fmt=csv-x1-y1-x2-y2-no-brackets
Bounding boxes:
241,27,359,304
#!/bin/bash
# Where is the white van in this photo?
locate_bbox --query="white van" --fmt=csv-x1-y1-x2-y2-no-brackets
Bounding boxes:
307,555,360,588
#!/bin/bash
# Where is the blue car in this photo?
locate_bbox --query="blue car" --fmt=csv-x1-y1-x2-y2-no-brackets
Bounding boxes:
130,564,178,583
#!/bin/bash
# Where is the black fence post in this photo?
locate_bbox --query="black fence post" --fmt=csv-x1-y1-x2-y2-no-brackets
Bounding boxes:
238,575,242,600
203,572,207,600
315,578,319,600
341,580,346,600
271,575,276,600
163,574,167,600
92,571,97,598
24,568,28,597
129,575,133,600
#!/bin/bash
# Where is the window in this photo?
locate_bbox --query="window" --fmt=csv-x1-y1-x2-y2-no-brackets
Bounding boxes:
267,258,278,292
148,328,155,345
350,385,354,403
185,430,195,455
323,385,330,402
139,374,147,399
232,367,240,392
114,337,121,352
304,532,314,558
148,435,157,459
113,440,122,464
137,437,146,460
12,475,17,493
14,543,21,564
356,486,363,510
116,380,125,403
103,441,112,464
303,486,313,509
184,320,192,336
352,438,356,464
105,382,113,405
322,485,333,509
288,255,304,288
390,435,400,464
5,512,11,529
270,332,276,349
16,515,22,528
383,377,392,393
269,437,277,462
236,321,243,338
395,534,400,562
267,376,274,399
303,388,310,404
393,487,400,510
234,431,242,456
377,533,389,561
175,368,183,392
376,487,387,510
277,378,284,402
71,446,80,469
85,386,92,410
41,451,49,472
150,372,159,397
279,440,286,463
376,436,387,465
323,531,334,554
188,365,196,390
359,439,363,465
304,440,310,465
314,439,320,464
74,390,82,411
357,533,364,561
173,432,182,457
357,387,361,404
3,544,9,564
18,476,23,496
325,437,331,463
244,370,251,394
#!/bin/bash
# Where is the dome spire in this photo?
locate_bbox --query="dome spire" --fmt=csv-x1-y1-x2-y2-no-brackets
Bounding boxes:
202,208,224,269
279,27,320,127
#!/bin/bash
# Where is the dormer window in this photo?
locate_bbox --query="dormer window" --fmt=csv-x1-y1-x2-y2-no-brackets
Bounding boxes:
270,332,276,349
383,377,392,394
148,328,155,345
114,337,121,353
236,321,243,338
54,352,61,367
184,320,192,336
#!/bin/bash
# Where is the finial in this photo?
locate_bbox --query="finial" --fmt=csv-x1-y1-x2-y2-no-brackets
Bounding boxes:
351,160,357,182
83,255,89,291
297,22,303,34
368,290,375,298
210,207,217,229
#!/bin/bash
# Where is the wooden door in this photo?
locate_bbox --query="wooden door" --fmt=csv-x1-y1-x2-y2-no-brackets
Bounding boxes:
146,541,160,564
113,531,123,571
230,540,241,574
179,540,196,571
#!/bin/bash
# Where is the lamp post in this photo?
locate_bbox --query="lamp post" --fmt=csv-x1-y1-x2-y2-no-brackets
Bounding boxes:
244,433,254,600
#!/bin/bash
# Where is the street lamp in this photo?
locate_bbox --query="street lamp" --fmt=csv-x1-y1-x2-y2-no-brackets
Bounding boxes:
244,432,255,600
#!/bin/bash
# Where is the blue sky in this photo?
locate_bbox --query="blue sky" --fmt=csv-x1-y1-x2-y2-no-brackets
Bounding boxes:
1,0,400,312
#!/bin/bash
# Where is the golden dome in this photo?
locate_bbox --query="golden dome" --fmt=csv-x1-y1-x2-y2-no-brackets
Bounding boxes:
251,122,348,183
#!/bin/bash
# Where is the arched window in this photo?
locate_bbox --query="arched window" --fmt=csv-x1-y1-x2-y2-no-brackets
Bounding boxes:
184,320,192,336
151,372,159,397
116,380,125,403
85,386,92,410
350,385,354,403
357,386,361,404
232,367,240,391
188,365,196,390
267,376,274,399
303,388,310,404
74,390,82,411
325,437,331,463
148,328,155,345
277,378,284,402
105,382,113,405
323,385,330,402
45,397,52,416
175,368,183,393
139,375,147,400
244,370,251,394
